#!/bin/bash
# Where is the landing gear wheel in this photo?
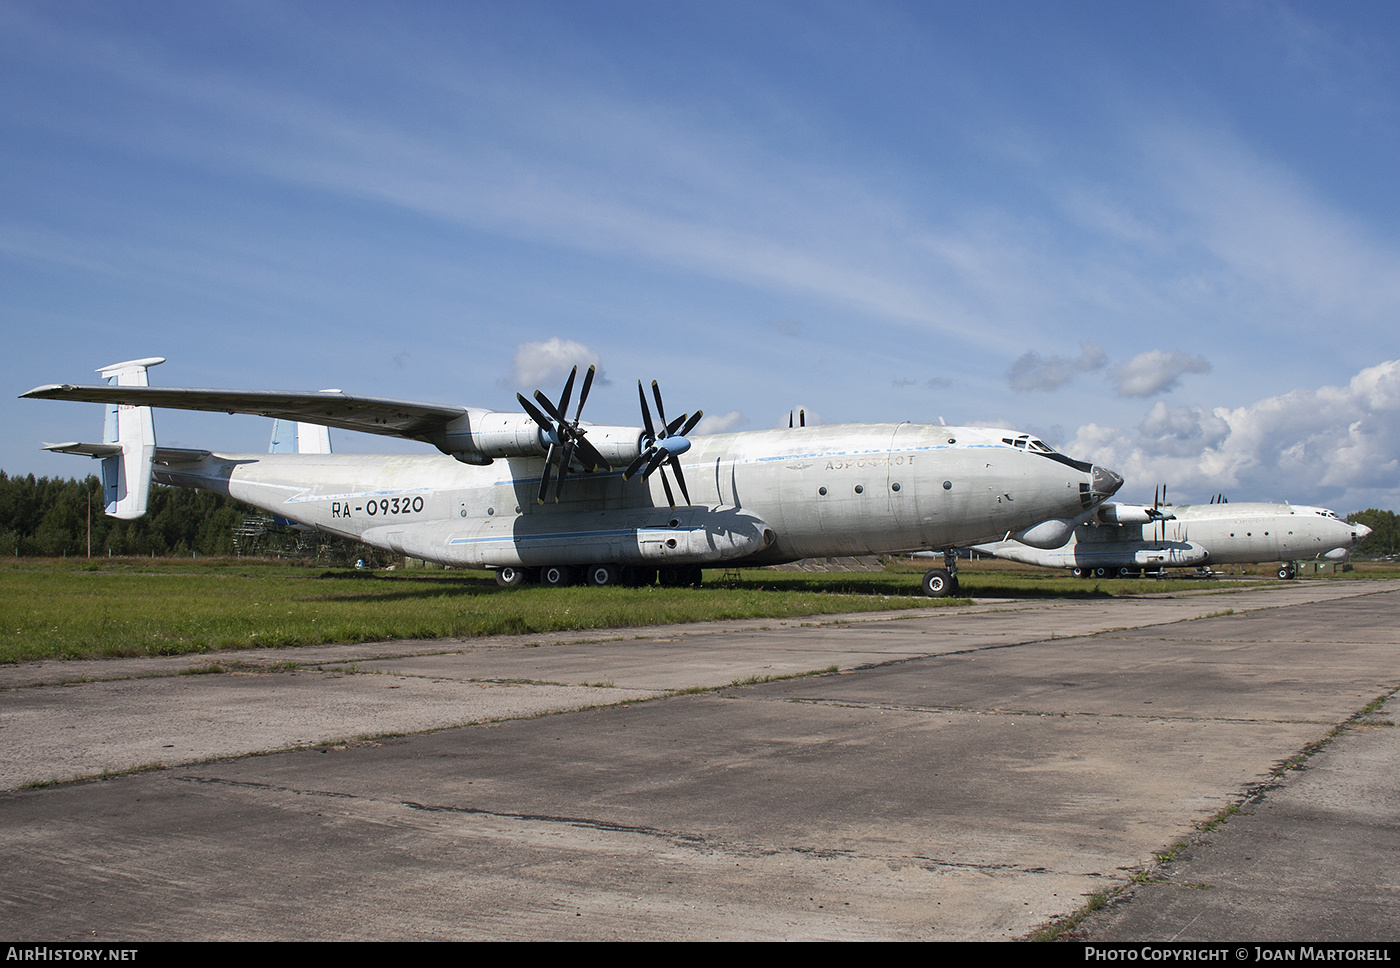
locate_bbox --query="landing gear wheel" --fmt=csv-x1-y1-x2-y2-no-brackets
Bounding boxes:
1094,566,1110,579
540,565,574,588
1072,567,1087,579
1278,564,1297,580
494,566,530,588
921,568,953,598
585,563,621,587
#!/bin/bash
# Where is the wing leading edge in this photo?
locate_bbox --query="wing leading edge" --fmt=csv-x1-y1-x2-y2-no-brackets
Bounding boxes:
22,384,468,444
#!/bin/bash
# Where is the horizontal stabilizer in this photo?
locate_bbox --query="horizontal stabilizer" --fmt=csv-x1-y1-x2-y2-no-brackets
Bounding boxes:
43,441,122,458
43,442,212,464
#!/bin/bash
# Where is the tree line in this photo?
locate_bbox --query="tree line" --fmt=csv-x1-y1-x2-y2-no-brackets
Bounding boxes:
0,471,373,563
1348,509,1400,558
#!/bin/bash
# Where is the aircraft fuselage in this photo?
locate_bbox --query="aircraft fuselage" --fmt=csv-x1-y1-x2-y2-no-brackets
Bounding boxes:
973,502,1369,575
158,422,1116,569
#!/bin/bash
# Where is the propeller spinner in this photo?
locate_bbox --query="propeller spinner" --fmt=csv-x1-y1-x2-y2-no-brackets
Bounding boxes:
518,365,611,504
624,380,702,508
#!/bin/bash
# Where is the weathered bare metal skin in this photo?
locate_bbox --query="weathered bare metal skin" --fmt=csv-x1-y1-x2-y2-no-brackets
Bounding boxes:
152,421,1114,568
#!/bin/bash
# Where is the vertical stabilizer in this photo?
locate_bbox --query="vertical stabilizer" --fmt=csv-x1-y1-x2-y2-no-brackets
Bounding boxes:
268,418,333,454
97,357,164,519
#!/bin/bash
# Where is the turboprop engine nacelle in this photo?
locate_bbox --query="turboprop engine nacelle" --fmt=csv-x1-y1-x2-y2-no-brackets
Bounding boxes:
1013,518,1075,550
430,409,644,467
1096,503,1172,526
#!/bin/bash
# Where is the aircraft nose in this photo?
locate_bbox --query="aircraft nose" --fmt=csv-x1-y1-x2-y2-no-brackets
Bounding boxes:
1352,522,1372,544
1090,465,1124,501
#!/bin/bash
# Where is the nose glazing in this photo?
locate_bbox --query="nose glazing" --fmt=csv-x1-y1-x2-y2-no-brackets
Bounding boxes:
1090,465,1124,500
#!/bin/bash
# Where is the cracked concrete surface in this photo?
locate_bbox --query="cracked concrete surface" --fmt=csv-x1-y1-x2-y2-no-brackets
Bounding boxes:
1,580,1397,940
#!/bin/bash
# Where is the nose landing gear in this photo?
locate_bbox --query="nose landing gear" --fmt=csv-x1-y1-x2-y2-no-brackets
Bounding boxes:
921,550,962,598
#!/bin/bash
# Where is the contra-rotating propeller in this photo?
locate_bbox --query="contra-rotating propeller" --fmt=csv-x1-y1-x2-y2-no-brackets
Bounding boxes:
517,365,611,504
623,380,702,508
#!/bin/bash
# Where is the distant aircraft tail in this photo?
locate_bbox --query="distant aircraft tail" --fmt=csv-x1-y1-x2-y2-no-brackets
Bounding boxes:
268,417,333,455
96,358,164,520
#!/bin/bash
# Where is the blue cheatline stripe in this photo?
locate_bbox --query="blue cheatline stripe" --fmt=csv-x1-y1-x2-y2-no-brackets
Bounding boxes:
449,527,691,546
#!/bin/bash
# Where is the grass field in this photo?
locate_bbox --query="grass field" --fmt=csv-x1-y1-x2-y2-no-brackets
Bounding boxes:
2,556,1392,665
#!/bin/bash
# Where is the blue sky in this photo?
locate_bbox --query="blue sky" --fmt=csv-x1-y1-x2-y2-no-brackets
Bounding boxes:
4,0,1399,511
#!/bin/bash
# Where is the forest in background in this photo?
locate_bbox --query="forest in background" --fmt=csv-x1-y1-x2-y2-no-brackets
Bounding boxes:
0,471,375,563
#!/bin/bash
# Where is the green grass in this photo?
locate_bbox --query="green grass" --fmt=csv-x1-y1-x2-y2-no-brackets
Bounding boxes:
0,558,946,664
0,554,1338,664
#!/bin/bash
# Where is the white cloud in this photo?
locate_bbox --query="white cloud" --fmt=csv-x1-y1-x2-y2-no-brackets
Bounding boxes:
1067,360,1400,509
695,410,747,435
511,338,601,389
1007,342,1107,392
1137,401,1231,457
1112,349,1211,397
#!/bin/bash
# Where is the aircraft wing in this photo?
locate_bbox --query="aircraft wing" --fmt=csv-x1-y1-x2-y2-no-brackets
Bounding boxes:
22,384,467,444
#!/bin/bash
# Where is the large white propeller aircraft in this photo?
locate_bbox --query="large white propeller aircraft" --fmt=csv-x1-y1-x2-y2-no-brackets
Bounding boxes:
971,488,1371,579
24,357,1125,596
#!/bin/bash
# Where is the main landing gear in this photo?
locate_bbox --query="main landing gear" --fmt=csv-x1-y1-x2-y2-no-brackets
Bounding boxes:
920,550,961,598
1277,562,1298,580
494,564,704,588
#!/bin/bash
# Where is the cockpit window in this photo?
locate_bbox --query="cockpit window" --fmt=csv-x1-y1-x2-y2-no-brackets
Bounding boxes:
1001,432,1091,471
1001,435,1057,454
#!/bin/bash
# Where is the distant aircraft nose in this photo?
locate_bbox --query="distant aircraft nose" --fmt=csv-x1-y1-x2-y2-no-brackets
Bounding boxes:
1352,522,1373,544
1090,465,1124,501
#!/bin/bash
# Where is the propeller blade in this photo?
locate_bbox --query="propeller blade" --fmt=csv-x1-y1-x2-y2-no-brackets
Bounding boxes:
623,452,650,480
642,447,669,479
669,456,691,506
627,377,701,505
658,465,676,509
519,365,610,502
651,380,668,430
556,366,577,423
518,394,556,435
664,412,688,437
573,365,595,422
637,381,655,440
537,443,557,504
553,439,575,503
572,435,610,473
533,389,568,427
